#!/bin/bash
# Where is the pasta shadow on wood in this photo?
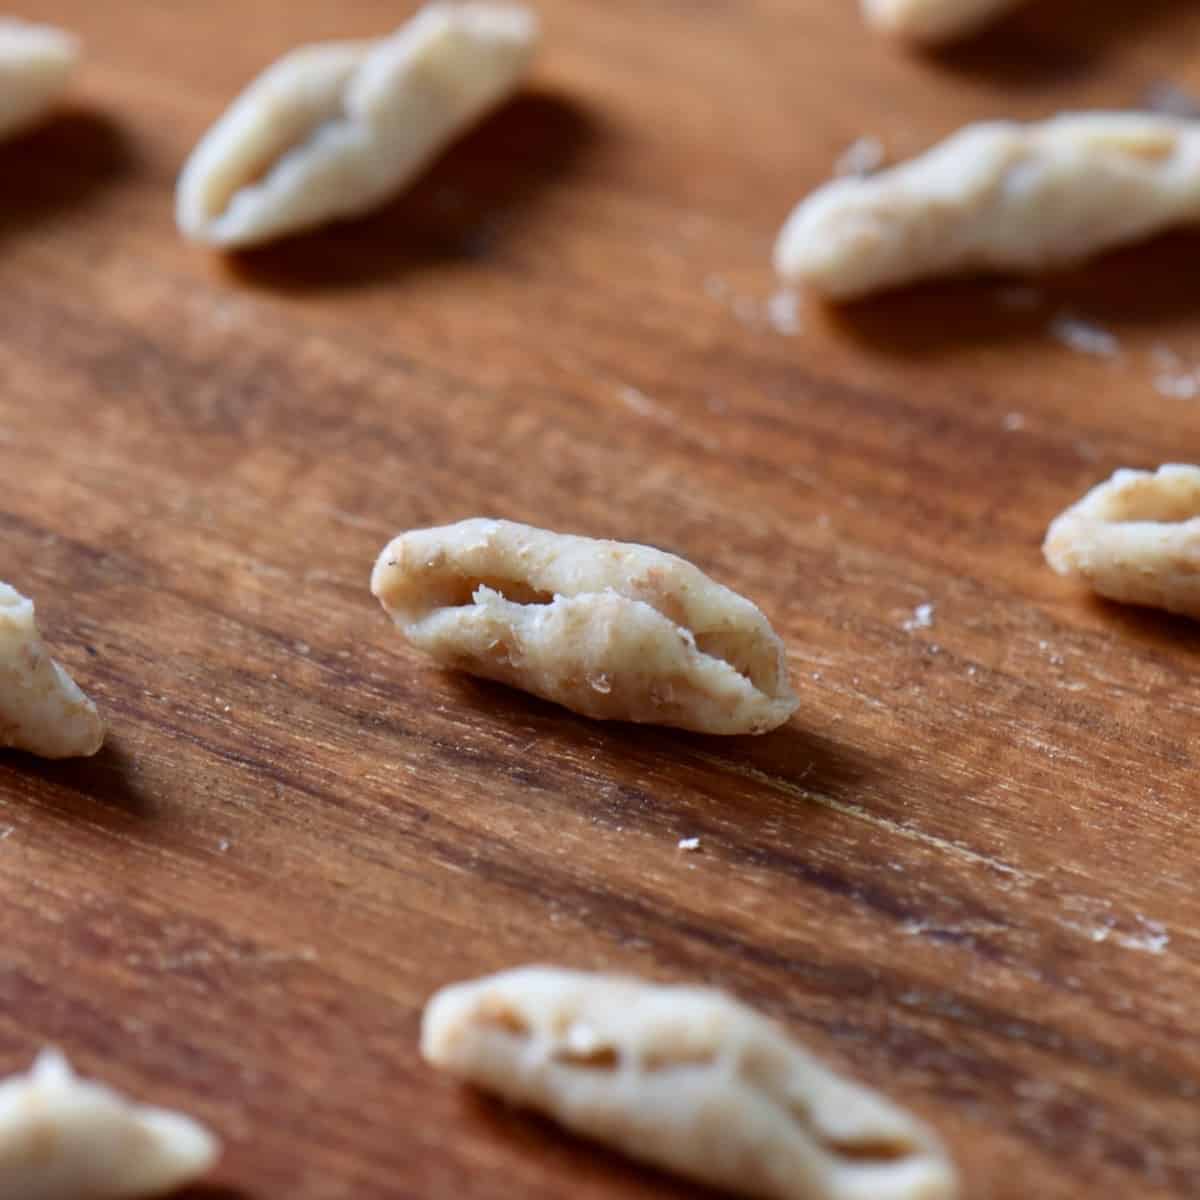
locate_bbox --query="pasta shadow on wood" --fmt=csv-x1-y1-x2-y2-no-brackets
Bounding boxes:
626,721,870,803
441,672,870,812
0,741,155,825
436,672,868,792
923,0,1200,88
0,108,134,242
225,89,603,293
826,230,1200,359
1087,597,1200,655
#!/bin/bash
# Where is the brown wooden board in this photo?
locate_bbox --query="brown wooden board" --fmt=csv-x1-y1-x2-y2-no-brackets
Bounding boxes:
2,2,1199,1197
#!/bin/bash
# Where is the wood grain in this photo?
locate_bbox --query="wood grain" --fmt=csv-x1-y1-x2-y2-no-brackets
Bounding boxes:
2,2,1200,1197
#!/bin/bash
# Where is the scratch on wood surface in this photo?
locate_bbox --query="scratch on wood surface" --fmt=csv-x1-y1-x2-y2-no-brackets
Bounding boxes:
692,753,1032,882
703,757,1183,962
617,385,721,453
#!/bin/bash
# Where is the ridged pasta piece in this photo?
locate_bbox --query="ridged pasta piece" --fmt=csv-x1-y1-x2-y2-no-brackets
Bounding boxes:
775,113,1200,300
1044,464,1200,617
0,582,103,759
371,519,798,735
423,967,959,1200
0,1050,218,1200
176,2,537,248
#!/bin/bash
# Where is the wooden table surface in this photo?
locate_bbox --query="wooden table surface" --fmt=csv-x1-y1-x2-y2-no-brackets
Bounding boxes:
3,2,1200,1197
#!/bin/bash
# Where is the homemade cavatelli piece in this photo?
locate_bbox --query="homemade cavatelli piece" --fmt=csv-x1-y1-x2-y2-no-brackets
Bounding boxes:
1044,464,1200,618
861,0,1024,42
176,2,538,248
775,113,1200,300
0,18,79,140
422,967,958,1200
0,582,103,758
0,1050,219,1200
370,519,798,735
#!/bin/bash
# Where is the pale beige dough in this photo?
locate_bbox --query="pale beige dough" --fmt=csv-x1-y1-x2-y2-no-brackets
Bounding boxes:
0,18,79,140
0,582,103,758
1044,464,1200,617
861,0,1025,42
176,2,538,248
0,1050,219,1200
370,519,798,735
422,966,959,1200
775,113,1200,300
